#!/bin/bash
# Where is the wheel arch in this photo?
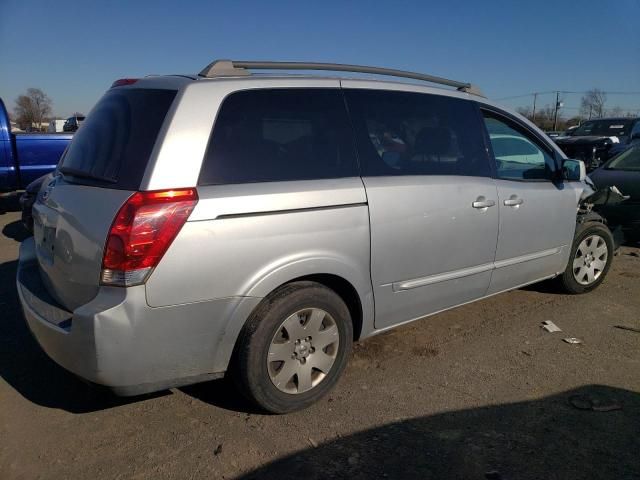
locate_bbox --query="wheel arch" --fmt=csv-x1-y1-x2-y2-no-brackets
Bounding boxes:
212,257,375,372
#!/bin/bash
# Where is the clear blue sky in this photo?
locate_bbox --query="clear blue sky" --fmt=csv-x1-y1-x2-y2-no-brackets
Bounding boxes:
2,0,639,118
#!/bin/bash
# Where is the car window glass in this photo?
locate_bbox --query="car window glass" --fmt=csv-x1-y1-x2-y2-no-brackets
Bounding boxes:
60,88,177,189
344,89,491,177
482,112,555,181
199,89,358,185
607,146,640,171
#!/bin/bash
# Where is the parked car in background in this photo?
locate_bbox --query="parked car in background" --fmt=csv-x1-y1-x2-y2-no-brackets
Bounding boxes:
589,144,640,241
63,116,85,132
564,125,578,136
0,98,72,192
19,174,49,232
47,119,67,133
17,60,612,414
555,117,640,171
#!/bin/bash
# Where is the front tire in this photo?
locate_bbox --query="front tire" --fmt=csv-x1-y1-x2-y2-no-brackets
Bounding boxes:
232,281,353,414
557,222,614,294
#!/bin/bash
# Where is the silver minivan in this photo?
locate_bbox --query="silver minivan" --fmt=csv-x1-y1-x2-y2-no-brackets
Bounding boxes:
17,61,614,413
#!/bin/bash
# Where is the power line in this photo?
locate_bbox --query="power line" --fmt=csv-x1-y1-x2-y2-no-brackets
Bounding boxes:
495,90,640,101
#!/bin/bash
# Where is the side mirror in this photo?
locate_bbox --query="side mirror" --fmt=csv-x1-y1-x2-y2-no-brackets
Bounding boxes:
563,158,587,182
631,132,640,141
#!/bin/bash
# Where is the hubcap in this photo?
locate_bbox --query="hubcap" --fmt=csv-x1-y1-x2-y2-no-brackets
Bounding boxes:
267,308,340,394
572,234,608,286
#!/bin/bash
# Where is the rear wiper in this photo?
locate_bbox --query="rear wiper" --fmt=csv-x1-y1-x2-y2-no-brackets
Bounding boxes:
58,166,118,184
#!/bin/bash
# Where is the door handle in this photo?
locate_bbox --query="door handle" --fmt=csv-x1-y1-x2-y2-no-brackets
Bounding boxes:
472,197,496,209
504,196,524,207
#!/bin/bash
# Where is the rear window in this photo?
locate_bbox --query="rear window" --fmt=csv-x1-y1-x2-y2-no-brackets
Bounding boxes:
59,89,176,189
199,89,358,185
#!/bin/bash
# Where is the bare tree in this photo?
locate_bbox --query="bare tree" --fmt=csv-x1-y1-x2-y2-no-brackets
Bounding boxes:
14,88,53,130
516,106,533,119
580,89,607,119
607,106,624,117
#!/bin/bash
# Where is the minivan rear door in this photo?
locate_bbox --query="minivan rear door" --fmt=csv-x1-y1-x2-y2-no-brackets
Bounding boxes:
343,86,499,329
32,87,177,311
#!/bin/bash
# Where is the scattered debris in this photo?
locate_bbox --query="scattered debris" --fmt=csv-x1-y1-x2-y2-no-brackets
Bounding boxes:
541,320,562,333
625,251,639,258
213,444,223,456
307,437,318,448
521,350,532,356
569,394,622,412
613,325,640,334
563,337,583,345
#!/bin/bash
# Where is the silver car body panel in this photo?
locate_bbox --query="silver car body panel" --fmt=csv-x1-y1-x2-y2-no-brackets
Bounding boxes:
362,175,499,329
32,180,133,311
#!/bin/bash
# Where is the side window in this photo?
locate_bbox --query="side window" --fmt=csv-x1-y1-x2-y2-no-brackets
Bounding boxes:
344,89,491,177
482,111,556,181
199,89,358,185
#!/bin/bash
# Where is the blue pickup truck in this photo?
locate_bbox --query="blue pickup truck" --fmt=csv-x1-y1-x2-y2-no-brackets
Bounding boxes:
1,98,72,192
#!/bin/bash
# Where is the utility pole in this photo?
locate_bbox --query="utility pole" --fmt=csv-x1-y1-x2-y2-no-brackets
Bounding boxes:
552,91,562,131
589,105,593,120
532,93,538,123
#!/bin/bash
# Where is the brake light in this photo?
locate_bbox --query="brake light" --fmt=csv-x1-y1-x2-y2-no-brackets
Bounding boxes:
110,78,139,88
101,189,198,286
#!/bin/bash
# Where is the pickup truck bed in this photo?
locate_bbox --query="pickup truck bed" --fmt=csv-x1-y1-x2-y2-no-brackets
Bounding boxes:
1,98,72,192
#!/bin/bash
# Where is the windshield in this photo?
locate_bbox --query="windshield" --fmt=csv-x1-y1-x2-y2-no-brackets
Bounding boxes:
573,120,633,137
606,146,640,171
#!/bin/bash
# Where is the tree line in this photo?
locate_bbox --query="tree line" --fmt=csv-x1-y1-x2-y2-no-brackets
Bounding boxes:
516,88,636,132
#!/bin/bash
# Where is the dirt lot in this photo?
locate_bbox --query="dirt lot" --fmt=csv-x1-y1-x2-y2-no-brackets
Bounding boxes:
1,205,639,480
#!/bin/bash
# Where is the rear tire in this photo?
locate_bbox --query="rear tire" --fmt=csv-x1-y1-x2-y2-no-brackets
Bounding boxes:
232,281,353,414
557,222,614,294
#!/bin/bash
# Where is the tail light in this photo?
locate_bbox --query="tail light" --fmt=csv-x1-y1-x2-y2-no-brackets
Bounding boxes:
101,189,198,286
111,78,139,88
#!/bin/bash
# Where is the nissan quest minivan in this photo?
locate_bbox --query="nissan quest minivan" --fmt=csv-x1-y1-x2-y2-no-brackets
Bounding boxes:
17,61,614,413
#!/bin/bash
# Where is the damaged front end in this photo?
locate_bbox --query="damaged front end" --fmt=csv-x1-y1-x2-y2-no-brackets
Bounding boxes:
578,184,629,250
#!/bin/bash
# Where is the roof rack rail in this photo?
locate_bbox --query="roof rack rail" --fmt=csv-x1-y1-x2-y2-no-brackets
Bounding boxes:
198,60,484,96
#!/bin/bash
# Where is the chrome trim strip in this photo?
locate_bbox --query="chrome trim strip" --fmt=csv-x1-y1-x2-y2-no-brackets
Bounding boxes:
493,247,563,269
212,202,368,220
392,246,564,292
393,262,494,292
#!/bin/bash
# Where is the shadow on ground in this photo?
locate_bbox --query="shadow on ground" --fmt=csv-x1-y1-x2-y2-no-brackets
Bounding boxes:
240,385,640,480
3,219,31,243
0,192,21,213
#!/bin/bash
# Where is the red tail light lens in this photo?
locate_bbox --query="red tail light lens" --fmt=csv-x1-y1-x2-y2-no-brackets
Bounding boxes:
110,78,139,88
101,189,198,286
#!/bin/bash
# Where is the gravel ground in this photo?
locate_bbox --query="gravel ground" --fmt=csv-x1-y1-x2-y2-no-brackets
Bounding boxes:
0,206,639,480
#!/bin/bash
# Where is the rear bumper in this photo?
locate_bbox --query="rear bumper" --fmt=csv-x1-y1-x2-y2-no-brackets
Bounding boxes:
17,237,261,395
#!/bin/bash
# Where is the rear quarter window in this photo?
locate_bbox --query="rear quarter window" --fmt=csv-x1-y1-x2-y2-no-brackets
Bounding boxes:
59,89,177,189
199,89,358,185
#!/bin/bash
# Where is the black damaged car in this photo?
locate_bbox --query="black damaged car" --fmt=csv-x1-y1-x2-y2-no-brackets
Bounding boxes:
589,144,640,242
555,117,640,171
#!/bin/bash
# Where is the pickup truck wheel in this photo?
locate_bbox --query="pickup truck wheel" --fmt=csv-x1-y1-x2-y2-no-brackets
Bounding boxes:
557,222,613,294
232,281,352,414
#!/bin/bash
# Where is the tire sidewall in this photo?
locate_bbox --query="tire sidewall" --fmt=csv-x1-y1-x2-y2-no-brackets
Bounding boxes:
563,222,614,293
237,282,353,413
